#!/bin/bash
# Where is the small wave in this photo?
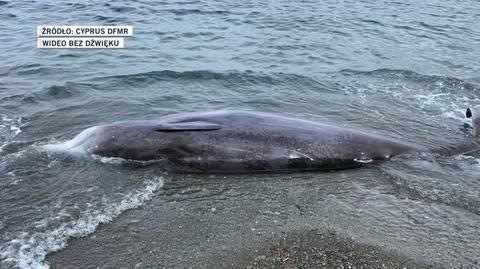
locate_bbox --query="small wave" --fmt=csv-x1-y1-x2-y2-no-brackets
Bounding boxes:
38,82,93,101
0,176,164,269
382,154,480,216
0,64,41,77
0,13,16,19
340,68,479,92
359,19,386,26
1,82,90,105
1,64,60,77
66,3,88,9
160,8,230,16
0,114,23,154
101,70,259,82
110,6,137,13
97,70,324,89
93,15,110,21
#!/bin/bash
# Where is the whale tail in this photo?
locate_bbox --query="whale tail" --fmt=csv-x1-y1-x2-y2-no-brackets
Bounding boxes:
466,106,480,136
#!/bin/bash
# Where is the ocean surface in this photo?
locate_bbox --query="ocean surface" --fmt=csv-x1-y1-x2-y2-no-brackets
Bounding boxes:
1,0,480,268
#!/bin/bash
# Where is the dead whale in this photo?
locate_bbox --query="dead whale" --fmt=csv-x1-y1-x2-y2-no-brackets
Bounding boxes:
50,109,480,173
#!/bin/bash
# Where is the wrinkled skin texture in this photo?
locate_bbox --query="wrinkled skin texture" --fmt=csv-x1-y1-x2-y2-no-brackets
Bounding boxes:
71,110,432,173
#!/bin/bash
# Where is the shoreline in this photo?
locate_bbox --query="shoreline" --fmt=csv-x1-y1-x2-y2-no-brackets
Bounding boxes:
46,173,447,269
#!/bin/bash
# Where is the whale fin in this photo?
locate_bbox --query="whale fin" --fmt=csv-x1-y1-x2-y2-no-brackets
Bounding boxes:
466,106,480,136
466,108,472,118
154,121,221,132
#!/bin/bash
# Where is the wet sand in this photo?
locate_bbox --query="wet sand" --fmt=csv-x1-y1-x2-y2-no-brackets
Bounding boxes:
245,231,435,269
47,228,435,269
45,172,451,269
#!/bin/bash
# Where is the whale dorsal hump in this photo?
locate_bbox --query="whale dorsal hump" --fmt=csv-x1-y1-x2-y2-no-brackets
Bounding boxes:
154,121,221,132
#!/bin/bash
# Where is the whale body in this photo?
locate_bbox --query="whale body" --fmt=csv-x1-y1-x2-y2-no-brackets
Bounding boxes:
56,110,480,173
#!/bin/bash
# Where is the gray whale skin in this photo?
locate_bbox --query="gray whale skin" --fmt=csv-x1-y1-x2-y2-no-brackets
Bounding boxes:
66,109,480,173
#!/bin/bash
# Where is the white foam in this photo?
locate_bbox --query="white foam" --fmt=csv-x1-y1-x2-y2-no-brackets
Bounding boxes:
91,155,127,165
0,176,164,269
0,114,23,153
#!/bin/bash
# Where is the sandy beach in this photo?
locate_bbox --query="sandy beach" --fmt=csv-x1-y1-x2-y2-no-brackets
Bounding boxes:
47,173,446,268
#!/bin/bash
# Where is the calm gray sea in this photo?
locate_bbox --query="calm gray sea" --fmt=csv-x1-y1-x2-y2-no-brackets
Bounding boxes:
1,0,480,268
